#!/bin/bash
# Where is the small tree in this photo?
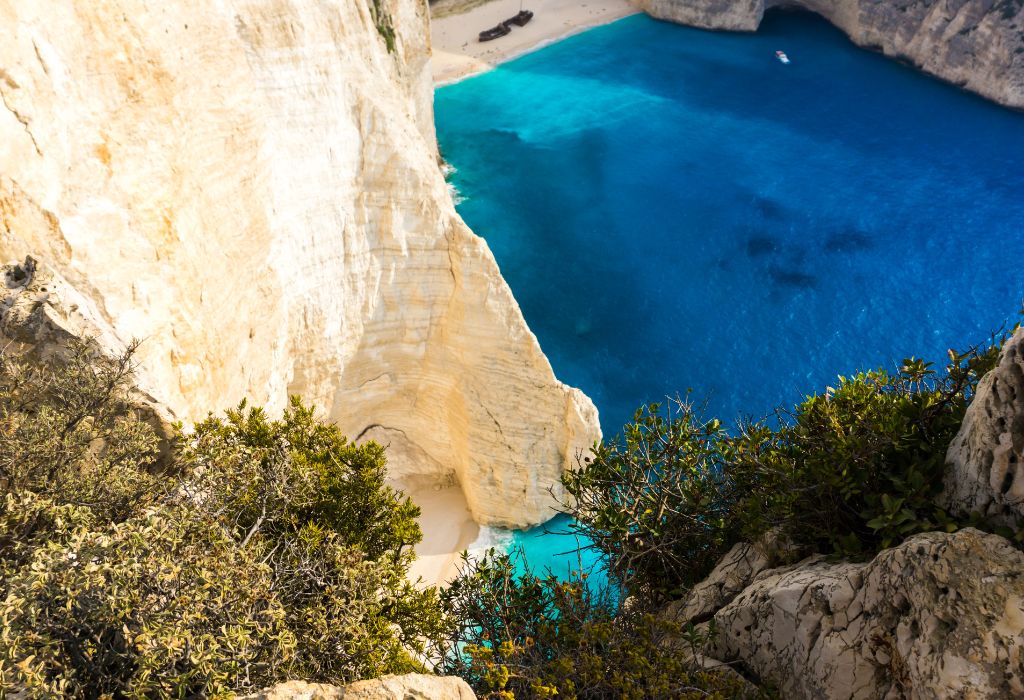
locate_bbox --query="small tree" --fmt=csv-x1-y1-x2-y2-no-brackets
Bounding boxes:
560,398,741,600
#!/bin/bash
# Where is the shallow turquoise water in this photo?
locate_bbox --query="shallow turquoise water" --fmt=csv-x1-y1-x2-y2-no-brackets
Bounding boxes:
435,11,1024,575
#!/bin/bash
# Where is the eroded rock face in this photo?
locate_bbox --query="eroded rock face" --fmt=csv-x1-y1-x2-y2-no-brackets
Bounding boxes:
0,0,600,528
702,529,1024,699
941,329,1024,527
637,0,1024,110
663,530,798,624
240,675,477,700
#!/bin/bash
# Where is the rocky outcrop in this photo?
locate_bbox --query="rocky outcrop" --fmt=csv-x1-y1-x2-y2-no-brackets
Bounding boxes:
241,675,476,700
942,328,1024,527
637,0,1024,110
0,256,177,459
0,0,600,528
663,530,798,623
680,529,1024,699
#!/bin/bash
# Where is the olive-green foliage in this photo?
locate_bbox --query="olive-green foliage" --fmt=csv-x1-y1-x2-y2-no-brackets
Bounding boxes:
0,494,292,698
0,340,444,698
562,336,1012,599
561,402,737,599
370,0,397,53
0,340,162,522
729,349,1003,556
177,399,443,681
435,550,764,700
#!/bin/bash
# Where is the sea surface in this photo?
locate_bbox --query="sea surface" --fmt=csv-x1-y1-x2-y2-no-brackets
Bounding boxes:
434,11,1024,577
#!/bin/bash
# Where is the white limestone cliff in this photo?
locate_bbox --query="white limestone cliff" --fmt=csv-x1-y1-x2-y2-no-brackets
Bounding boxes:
0,0,600,529
638,0,1024,110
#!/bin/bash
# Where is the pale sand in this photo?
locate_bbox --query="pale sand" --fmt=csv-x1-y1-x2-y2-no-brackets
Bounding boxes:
430,0,640,85
401,476,514,587
403,476,517,587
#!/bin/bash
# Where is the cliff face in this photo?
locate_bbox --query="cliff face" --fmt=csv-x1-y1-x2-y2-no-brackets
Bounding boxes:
637,0,1024,110
0,0,600,529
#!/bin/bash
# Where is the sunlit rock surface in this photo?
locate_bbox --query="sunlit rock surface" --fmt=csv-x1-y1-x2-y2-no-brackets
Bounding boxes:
0,0,599,528
942,327,1024,526
675,529,1024,699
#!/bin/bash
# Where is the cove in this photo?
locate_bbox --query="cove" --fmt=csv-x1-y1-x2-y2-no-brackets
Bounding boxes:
435,11,1024,573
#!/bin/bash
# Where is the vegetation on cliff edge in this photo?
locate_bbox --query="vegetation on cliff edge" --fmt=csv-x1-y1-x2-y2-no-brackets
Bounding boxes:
0,340,441,698
1,323,1018,699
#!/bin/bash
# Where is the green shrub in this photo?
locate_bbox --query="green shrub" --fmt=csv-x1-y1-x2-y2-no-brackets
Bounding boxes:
0,494,292,698
561,335,1011,599
729,346,1004,556
561,400,740,600
0,340,162,523
434,550,763,700
176,398,444,682
0,343,445,697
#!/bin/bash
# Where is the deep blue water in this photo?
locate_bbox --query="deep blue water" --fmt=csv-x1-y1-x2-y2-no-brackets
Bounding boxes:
435,11,1024,573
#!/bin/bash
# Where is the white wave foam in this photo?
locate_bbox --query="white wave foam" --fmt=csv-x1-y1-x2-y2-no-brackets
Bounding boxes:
446,181,466,205
464,525,513,560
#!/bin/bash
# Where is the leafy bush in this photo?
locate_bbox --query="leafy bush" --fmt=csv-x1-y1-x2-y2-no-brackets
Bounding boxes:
176,399,444,682
561,400,739,599
434,550,762,700
0,340,162,523
728,345,1004,555
0,341,444,697
562,337,1010,599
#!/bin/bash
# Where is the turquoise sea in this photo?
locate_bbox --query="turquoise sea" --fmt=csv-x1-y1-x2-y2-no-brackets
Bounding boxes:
435,11,1024,576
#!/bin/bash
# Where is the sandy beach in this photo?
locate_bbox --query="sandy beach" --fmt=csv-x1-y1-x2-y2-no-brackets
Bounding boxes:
401,476,514,588
430,0,639,84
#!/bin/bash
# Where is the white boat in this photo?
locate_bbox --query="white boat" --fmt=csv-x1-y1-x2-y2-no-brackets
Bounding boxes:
776,50,790,64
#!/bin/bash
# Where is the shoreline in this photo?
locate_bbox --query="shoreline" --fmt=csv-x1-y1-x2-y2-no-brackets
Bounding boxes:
402,476,514,588
430,0,640,85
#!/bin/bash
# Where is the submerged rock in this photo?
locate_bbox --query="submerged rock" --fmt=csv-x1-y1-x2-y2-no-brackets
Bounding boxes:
682,529,1024,699
637,0,1024,110
942,328,1024,527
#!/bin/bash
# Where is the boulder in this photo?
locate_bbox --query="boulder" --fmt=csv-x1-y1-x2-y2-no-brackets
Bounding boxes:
241,675,477,700
664,529,797,624
942,328,1024,527
705,529,1024,699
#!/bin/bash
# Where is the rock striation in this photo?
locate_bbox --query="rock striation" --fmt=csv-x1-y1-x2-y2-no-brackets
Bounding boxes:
0,0,600,528
942,327,1024,527
637,0,1024,110
240,675,477,700
676,529,1024,699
